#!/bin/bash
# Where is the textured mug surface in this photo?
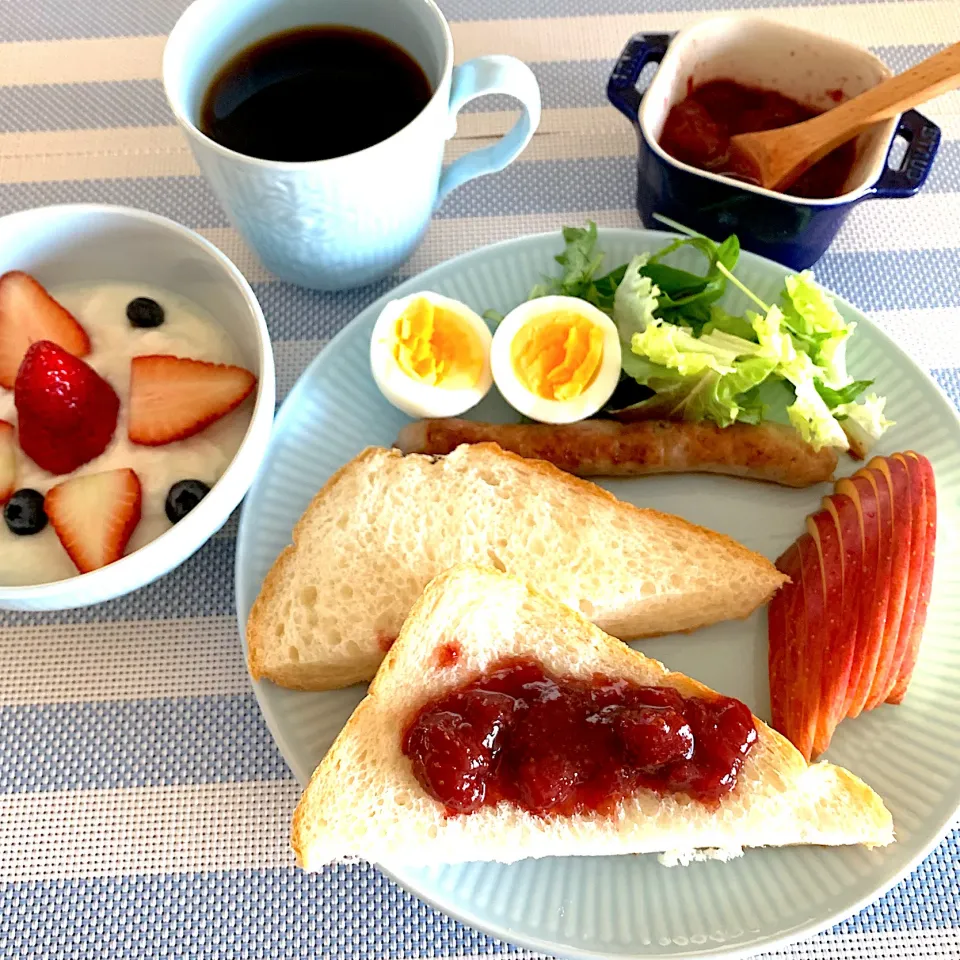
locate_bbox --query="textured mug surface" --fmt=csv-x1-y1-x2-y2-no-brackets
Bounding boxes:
163,0,540,291
237,228,960,959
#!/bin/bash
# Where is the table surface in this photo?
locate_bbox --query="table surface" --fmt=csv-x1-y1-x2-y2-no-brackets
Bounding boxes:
2,0,960,957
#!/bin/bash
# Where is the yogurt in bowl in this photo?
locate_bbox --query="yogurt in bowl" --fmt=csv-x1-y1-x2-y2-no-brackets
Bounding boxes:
0,280,256,586
0,205,274,611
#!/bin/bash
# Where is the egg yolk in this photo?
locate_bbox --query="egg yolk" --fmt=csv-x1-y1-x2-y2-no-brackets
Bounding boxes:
510,311,604,401
393,298,483,390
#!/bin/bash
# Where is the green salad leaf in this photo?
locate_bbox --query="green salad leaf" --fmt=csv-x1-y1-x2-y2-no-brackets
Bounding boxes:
814,377,874,409
702,306,757,342
612,254,657,343
492,222,892,453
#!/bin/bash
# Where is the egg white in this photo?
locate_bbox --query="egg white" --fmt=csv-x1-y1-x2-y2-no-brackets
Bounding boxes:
370,291,493,420
490,295,622,424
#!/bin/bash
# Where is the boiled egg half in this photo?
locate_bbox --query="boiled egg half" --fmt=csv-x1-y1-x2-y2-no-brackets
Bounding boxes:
370,291,493,419
491,295,622,424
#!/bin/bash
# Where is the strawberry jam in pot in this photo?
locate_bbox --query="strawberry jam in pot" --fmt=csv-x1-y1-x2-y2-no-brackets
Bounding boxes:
658,79,857,199
402,656,757,815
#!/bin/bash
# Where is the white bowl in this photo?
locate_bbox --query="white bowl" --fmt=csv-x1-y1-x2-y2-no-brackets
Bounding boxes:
0,204,275,611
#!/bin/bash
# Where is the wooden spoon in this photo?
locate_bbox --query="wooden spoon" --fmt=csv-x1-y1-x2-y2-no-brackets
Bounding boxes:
729,41,960,193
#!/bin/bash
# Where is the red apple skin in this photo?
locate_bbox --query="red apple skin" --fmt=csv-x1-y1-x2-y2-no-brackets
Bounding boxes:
824,493,863,708
887,452,937,703
769,541,812,758
835,475,885,719
848,470,893,717
866,456,916,706
767,547,795,738
807,507,849,758
794,532,827,761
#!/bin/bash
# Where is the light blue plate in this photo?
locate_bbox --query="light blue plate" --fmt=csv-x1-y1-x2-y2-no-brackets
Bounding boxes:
236,229,960,959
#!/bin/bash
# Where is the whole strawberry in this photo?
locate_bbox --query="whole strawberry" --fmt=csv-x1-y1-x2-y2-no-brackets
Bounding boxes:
15,340,119,474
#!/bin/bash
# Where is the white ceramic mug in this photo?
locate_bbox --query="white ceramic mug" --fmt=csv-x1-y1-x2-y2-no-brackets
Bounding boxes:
164,0,541,291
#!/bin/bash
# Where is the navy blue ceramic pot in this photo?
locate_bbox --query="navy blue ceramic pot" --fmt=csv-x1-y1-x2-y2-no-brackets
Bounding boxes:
607,20,941,270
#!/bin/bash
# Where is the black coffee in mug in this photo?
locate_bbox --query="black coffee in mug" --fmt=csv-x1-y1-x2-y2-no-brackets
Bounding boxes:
199,25,433,162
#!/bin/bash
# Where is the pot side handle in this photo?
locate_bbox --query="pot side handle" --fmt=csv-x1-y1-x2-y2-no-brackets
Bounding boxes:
871,109,941,199
607,33,673,121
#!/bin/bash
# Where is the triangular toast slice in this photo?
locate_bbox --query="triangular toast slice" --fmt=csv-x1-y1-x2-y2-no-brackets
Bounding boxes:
248,444,786,691
292,565,893,868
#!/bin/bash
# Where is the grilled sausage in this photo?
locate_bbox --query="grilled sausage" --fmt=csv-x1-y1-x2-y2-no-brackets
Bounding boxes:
395,418,838,488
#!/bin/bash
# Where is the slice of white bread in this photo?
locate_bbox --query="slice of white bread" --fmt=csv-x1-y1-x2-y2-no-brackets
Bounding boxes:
248,443,786,691
292,564,894,868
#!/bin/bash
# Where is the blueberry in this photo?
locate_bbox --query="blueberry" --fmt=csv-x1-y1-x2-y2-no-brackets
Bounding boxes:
126,297,165,328
165,479,211,523
4,488,48,535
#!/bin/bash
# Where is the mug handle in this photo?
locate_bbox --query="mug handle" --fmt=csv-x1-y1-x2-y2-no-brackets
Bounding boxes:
607,33,673,121
436,55,542,205
871,109,941,199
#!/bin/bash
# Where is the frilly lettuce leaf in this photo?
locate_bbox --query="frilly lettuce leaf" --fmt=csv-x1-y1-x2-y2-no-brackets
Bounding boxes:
617,345,775,427
836,393,895,458
752,306,797,366
612,254,658,342
781,352,850,450
629,320,745,377
780,270,855,386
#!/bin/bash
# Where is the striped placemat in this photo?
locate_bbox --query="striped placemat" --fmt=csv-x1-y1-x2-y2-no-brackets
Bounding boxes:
1,0,959,957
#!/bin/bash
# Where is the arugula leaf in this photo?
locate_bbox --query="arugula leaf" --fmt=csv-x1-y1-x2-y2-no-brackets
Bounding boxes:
640,263,708,300
814,377,874,408
523,223,740,331
587,263,628,312
523,222,629,314
555,223,604,290
716,234,740,272
641,234,739,329
527,222,605,300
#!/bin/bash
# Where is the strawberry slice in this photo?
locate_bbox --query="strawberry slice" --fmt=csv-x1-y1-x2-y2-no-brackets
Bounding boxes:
0,271,90,389
0,419,15,504
128,355,256,446
45,468,141,573
15,340,119,475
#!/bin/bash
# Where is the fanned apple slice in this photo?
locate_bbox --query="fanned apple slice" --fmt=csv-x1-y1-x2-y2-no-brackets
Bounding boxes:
769,450,937,757
865,456,914,708
879,454,925,702
793,533,826,761
823,493,863,722
768,542,812,756
767,546,794,739
836,474,887,719
887,452,937,703
807,508,848,758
